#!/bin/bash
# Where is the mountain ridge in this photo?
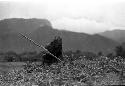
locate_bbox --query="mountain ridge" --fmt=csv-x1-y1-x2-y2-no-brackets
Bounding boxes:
0,18,120,54
99,29,125,43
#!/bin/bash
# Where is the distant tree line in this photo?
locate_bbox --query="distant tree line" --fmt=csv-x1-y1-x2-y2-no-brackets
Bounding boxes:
0,36,62,65
0,36,125,66
0,51,41,62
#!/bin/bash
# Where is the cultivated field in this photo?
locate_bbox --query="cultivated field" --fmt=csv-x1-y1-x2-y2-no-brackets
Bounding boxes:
0,56,124,86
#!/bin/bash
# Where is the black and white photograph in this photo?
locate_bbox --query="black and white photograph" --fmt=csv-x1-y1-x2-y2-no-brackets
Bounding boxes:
0,0,124,85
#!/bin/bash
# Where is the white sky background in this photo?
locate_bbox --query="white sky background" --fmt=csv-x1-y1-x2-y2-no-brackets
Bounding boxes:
0,0,125,34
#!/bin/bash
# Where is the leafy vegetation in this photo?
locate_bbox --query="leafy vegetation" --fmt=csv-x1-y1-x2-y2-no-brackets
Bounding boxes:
0,36,125,86
43,36,62,65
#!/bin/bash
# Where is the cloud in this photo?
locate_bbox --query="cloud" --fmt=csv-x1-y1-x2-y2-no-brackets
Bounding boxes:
0,1,125,33
47,1,125,33
51,17,110,34
0,1,48,19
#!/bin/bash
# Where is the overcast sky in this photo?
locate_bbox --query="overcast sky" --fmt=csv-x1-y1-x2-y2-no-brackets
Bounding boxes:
0,0,125,34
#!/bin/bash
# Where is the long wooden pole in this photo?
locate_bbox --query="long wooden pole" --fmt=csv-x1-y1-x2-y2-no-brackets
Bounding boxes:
19,33,62,62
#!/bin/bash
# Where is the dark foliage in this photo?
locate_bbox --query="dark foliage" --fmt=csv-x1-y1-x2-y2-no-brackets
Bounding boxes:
82,52,97,61
115,45,125,59
43,36,62,65
98,51,103,56
107,53,114,60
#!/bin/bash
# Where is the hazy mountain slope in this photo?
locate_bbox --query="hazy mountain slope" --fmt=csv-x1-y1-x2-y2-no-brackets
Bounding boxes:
0,18,51,34
31,26,119,54
0,32,39,53
0,18,51,53
0,18,119,54
99,29,125,43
